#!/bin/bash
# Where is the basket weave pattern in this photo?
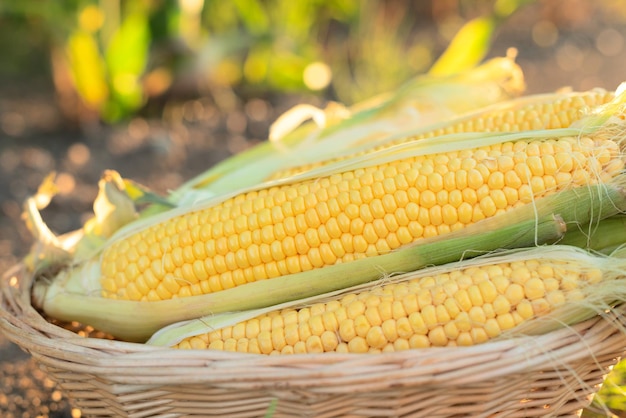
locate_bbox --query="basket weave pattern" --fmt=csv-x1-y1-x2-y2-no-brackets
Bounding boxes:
1,264,625,418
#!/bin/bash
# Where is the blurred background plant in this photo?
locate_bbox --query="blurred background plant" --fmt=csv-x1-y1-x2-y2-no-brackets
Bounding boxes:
584,358,626,417
1,0,534,124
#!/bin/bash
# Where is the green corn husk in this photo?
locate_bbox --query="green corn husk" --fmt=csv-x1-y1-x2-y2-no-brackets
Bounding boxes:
557,215,626,254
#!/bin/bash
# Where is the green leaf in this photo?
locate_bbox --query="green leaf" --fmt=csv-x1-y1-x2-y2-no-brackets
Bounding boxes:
123,178,175,208
104,11,150,113
428,16,496,77
429,0,535,77
66,30,108,109
232,0,269,34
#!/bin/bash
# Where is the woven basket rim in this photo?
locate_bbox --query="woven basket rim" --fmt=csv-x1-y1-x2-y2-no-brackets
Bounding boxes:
2,262,626,391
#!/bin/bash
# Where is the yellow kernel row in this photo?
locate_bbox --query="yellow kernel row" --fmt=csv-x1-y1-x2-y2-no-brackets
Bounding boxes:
174,258,604,353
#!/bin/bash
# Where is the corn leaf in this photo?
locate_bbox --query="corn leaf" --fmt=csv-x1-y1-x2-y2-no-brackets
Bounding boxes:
66,30,108,109
429,16,496,77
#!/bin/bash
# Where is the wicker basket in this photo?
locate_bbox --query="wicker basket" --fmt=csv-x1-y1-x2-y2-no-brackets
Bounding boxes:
1,263,625,418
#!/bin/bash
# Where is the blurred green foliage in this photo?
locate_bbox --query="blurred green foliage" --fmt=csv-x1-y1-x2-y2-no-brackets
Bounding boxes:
584,360,626,418
0,0,531,122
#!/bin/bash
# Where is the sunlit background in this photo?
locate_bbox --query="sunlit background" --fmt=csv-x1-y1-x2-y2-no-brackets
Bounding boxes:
2,0,626,417
3,0,626,123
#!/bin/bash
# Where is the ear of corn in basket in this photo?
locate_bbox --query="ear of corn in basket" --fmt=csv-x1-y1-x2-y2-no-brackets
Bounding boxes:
22,85,626,342
266,87,616,181
147,244,626,353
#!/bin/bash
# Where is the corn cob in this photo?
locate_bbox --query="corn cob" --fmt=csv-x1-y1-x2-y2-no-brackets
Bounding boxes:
99,131,625,302
157,246,626,353
267,89,615,181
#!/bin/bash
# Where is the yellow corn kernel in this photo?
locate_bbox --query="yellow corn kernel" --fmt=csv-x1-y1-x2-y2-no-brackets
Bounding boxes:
348,336,369,353
305,335,324,353
428,326,448,346
365,326,387,349
523,277,546,300
408,334,431,349
484,318,501,338
456,332,473,346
